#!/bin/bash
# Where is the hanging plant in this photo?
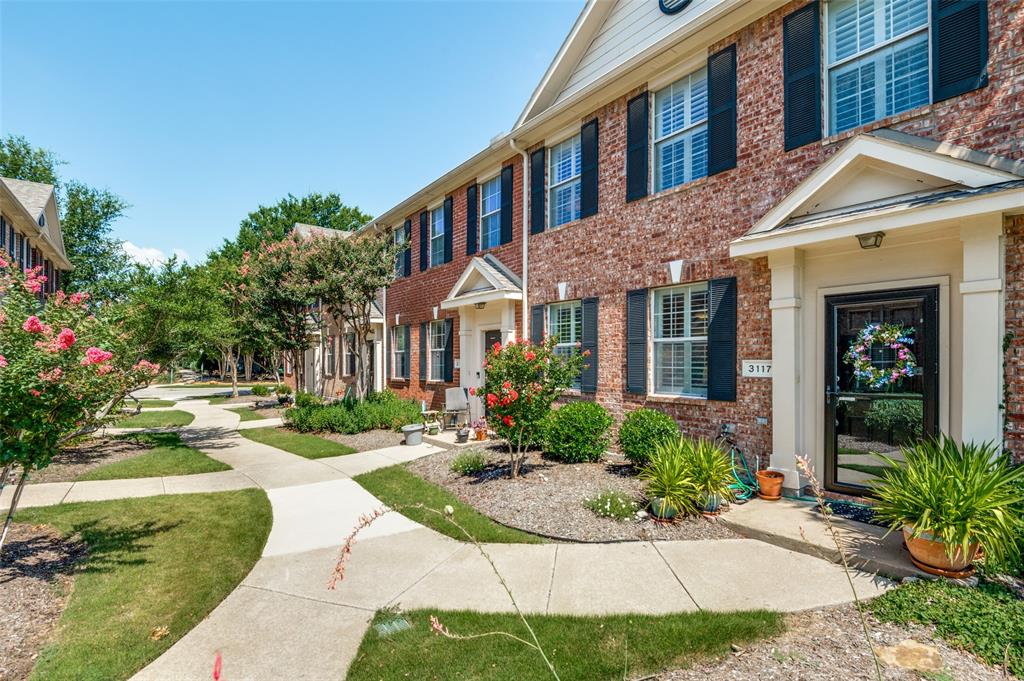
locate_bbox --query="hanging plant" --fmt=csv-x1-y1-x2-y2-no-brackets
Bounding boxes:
844,322,917,389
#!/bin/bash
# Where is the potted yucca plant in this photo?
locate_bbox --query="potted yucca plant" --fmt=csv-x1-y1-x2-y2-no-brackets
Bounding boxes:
639,438,700,520
679,437,735,516
872,436,1024,578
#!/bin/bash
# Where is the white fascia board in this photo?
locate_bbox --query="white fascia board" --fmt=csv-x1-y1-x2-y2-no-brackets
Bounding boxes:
440,289,522,311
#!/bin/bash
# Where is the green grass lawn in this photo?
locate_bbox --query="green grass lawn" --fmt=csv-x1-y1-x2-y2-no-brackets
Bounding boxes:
238,426,355,459
136,399,176,408
230,406,269,422
354,465,545,544
116,410,195,428
75,433,229,481
15,490,271,681
348,608,783,681
871,579,1024,676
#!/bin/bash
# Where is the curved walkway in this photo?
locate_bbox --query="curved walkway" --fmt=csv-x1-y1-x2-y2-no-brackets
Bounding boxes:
12,387,893,680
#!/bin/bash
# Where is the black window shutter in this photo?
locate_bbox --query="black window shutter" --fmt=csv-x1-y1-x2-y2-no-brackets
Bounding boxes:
419,322,427,381
419,211,429,271
626,289,648,394
580,119,599,219
403,219,412,277
581,297,599,393
707,277,737,402
783,2,822,150
466,184,478,256
443,318,454,383
443,197,453,264
530,148,546,234
500,165,514,245
626,92,649,202
707,44,737,176
403,325,411,379
932,0,989,102
530,304,545,344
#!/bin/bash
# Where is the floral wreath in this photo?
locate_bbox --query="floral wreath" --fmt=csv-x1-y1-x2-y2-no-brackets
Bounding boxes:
844,322,917,389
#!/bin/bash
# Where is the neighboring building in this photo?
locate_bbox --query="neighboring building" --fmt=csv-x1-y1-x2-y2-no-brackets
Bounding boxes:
336,0,1024,496
0,176,72,295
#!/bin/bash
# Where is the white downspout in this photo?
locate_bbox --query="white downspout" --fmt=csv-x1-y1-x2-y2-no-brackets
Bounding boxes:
509,137,530,340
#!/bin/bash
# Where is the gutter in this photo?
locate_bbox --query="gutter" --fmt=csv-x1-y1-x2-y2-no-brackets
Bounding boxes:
509,137,530,341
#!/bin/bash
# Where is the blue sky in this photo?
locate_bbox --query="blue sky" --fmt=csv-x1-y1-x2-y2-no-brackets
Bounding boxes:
1,0,583,264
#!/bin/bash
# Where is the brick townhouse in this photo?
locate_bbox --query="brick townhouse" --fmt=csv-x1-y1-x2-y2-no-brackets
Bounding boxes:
311,0,1023,496
0,176,71,297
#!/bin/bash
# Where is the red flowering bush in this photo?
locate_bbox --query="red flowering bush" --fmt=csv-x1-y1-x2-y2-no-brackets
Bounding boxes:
478,336,586,477
0,254,158,493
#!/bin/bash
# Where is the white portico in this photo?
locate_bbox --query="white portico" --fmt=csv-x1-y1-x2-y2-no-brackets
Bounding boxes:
731,130,1024,493
440,254,523,418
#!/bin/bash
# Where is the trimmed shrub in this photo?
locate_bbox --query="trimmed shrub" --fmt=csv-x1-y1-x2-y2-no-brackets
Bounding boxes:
294,391,322,409
251,385,270,397
618,408,679,466
275,384,293,395
545,401,613,463
584,489,639,520
283,393,421,435
450,451,487,476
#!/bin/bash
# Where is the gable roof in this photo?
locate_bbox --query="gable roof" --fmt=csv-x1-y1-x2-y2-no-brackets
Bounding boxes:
0,176,71,268
441,254,523,310
730,131,1024,257
2,176,53,225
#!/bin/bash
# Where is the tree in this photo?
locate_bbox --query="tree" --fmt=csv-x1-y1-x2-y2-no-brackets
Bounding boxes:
315,231,401,398
0,253,158,553
241,233,321,392
479,337,587,478
0,134,132,297
219,193,371,260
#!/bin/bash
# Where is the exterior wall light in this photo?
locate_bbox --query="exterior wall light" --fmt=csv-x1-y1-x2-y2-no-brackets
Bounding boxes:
857,231,885,249
474,302,486,310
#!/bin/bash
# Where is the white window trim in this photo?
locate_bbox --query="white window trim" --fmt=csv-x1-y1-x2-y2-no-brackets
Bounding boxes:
392,325,408,380
823,0,932,136
393,226,407,277
479,174,501,251
428,319,446,382
324,335,336,377
547,300,583,390
649,282,710,399
429,205,445,269
650,67,708,195
548,134,582,229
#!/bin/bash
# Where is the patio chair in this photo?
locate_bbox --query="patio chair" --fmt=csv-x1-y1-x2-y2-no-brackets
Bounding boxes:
441,387,470,431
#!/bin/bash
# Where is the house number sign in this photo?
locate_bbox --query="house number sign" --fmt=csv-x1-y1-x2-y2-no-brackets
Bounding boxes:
741,360,772,378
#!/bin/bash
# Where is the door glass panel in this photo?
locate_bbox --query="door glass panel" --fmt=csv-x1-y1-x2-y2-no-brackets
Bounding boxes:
827,291,934,493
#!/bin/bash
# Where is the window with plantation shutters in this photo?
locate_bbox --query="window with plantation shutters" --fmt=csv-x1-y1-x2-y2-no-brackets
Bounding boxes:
549,135,582,228
826,0,930,135
429,319,446,382
652,283,708,398
784,2,822,150
653,68,708,192
548,301,583,390
479,176,501,250
429,206,445,268
392,325,409,379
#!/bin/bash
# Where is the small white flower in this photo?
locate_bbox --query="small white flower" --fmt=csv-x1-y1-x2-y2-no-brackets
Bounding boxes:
444,505,454,516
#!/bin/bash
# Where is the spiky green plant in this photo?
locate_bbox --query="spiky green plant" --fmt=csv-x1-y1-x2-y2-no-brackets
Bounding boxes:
871,436,1024,565
680,438,735,502
639,437,700,518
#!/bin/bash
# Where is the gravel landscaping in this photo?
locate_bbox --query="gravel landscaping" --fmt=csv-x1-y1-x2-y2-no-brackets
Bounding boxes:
317,428,405,452
661,604,1005,680
0,524,86,681
18,437,156,484
407,446,738,542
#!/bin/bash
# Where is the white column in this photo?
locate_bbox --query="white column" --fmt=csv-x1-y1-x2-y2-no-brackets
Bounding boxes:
500,300,517,344
960,214,1004,446
768,248,804,488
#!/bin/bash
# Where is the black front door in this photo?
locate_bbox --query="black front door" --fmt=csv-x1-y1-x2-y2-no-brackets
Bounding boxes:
825,287,938,495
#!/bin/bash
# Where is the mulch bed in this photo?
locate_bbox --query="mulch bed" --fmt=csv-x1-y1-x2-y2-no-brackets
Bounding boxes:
18,437,154,484
232,402,284,419
661,604,1005,680
316,429,405,453
407,447,738,542
0,524,86,681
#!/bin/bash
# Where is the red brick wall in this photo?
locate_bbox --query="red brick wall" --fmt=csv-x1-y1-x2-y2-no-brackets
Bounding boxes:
385,155,525,410
1003,215,1024,463
526,0,1024,464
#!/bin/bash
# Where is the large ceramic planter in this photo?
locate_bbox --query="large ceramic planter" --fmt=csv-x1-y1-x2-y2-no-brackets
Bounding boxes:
649,497,677,521
700,492,726,516
756,470,784,501
902,526,980,578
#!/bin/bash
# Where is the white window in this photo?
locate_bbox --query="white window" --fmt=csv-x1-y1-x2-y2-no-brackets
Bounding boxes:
652,283,709,398
653,68,708,192
324,335,336,376
344,333,356,376
392,326,408,379
479,176,501,250
547,301,582,389
548,135,581,228
393,227,407,277
429,206,445,267
827,0,930,135
429,320,446,382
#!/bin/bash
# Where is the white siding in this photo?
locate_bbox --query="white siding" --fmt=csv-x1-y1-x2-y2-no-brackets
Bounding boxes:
552,0,724,108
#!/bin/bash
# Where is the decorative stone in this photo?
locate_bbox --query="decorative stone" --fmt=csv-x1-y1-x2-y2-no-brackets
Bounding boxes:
874,640,944,673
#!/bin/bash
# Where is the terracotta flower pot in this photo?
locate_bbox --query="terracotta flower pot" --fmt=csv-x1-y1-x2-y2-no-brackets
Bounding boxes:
475,429,488,441
756,470,784,501
902,526,980,578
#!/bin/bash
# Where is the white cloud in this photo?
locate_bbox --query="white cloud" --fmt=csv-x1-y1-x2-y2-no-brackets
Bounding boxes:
122,241,190,267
